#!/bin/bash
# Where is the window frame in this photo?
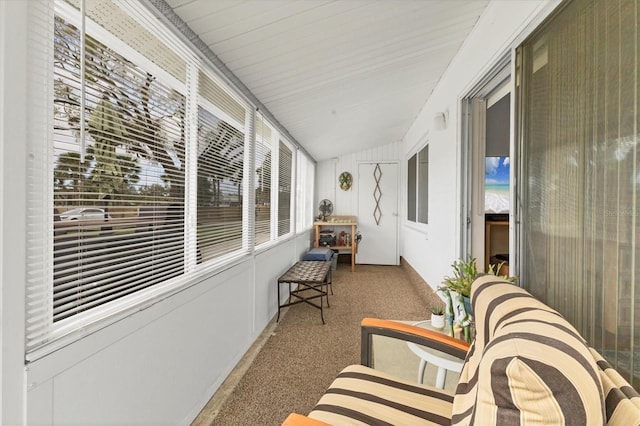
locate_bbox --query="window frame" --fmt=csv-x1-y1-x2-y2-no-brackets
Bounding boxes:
296,150,315,234
406,143,429,227
277,138,295,239
253,117,297,249
254,113,275,248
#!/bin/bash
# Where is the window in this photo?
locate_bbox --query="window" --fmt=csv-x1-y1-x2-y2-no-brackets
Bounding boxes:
277,140,293,237
196,109,245,262
254,115,296,245
25,0,313,358
26,0,253,357
407,145,428,224
50,6,188,324
197,70,247,262
296,151,315,233
254,114,272,246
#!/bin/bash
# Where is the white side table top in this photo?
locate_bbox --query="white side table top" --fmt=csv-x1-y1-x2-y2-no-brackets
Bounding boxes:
407,320,465,373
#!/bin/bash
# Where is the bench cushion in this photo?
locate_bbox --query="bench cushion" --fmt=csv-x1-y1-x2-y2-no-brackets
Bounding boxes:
590,348,640,425
308,364,454,425
303,248,334,261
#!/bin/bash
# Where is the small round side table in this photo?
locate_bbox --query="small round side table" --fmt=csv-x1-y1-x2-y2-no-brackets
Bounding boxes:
406,320,465,389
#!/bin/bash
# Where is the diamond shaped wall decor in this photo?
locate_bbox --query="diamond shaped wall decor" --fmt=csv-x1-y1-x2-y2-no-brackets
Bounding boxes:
373,164,382,225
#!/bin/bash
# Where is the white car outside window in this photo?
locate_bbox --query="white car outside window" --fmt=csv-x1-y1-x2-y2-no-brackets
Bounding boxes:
59,208,108,222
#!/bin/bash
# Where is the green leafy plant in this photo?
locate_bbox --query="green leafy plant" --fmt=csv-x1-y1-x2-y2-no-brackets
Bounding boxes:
441,257,517,298
487,261,516,283
441,257,478,298
439,256,517,342
430,303,445,316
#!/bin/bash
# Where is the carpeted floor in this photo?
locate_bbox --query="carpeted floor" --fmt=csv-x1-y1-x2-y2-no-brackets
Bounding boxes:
193,261,446,426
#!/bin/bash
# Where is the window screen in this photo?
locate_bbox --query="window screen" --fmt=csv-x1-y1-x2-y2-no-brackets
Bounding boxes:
518,0,640,388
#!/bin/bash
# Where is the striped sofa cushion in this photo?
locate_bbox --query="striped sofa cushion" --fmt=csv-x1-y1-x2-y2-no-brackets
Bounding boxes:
452,276,605,425
308,364,454,425
590,348,640,425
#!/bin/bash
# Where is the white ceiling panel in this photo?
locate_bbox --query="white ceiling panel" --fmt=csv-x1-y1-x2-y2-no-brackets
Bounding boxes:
163,0,490,160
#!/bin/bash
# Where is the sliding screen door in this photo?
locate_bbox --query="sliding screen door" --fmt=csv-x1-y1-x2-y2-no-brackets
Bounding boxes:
518,0,639,387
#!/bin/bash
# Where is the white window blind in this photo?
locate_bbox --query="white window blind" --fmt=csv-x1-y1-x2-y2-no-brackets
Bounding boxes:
306,159,316,229
51,3,188,322
254,114,272,245
198,70,246,128
277,140,293,237
67,0,187,84
296,151,315,233
196,105,245,261
196,69,248,264
26,0,56,358
25,0,250,356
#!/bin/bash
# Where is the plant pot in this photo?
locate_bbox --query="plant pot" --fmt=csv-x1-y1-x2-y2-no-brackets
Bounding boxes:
431,314,445,329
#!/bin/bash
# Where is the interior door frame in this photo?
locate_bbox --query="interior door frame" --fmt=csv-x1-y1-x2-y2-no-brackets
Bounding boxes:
459,53,513,271
356,160,400,265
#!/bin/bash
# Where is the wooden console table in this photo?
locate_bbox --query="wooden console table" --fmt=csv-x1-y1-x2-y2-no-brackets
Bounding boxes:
314,215,357,272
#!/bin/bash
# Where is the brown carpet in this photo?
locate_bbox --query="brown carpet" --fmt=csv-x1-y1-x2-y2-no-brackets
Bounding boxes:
194,261,441,426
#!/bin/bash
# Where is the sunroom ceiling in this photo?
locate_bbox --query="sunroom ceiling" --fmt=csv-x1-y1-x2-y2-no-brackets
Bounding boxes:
163,0,489,161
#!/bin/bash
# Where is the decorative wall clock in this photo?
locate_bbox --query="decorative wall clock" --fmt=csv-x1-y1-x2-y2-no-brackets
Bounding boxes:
339,171,353,190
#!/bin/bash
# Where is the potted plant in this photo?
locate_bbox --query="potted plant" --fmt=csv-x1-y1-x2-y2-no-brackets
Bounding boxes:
440,257,516,342
430,303,446,329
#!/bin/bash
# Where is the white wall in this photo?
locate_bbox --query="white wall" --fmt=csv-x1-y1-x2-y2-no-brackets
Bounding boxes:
316,142,400,216
24,231,312,426
399,0,559,289
25,233,311,425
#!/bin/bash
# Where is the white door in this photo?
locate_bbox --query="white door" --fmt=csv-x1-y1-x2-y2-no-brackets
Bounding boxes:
357,162,399,265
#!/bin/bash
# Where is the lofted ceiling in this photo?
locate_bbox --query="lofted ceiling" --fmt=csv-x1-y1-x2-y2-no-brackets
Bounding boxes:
164,0,490,161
